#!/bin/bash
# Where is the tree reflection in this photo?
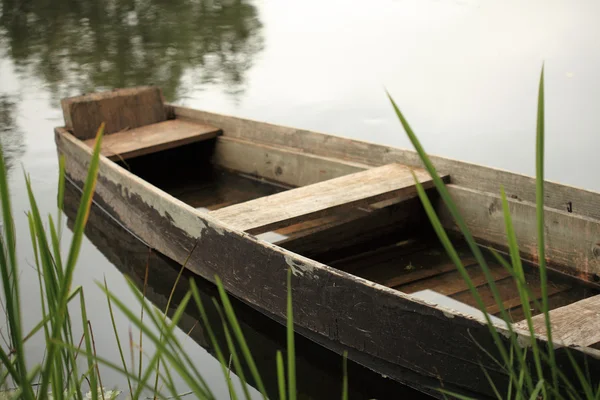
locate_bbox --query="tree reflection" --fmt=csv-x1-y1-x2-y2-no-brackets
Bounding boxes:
0,94,24,172
0,0,264,101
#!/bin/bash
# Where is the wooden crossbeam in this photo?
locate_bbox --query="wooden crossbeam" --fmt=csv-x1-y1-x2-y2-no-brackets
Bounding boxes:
210,163,438,234
514,295,600,347
84,119,220,161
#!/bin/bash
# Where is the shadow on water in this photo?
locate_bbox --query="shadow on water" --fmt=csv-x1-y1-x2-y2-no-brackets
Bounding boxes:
0,0,263,101
62,181,432,399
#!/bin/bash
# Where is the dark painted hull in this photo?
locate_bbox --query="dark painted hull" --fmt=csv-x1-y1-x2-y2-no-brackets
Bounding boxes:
55,110,600,398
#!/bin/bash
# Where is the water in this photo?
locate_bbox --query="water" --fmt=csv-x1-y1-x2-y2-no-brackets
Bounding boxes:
1,0,600,397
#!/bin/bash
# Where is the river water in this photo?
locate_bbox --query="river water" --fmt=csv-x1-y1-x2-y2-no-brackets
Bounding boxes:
1,0,599,398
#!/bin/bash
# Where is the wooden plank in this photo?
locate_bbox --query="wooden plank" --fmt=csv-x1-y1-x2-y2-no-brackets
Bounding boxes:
63,182,430,400
210,163,436,234
513,295,600,347
437,184,600,279
83,119,221,161
476,281,570,316
383,257,477,289
172,105,600,221
56,126,600,398
399,262,510,296
213,136,368,187
278,197,426,260
62,87,166,140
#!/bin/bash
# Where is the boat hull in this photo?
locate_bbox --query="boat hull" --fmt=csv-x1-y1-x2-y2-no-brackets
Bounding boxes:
55,121,600,398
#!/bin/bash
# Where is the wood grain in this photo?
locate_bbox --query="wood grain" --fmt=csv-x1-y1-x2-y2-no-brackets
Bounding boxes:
62,87,167,140
56,126,600,398
210,163,437,234
172,105,600,223
514,295,600,347
83,119,220,160
213,136,368,187
399,263,511,296
437,184,600,278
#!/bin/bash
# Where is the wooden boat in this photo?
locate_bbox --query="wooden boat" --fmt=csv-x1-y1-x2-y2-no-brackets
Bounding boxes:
55,87,600,398
62,181,428,399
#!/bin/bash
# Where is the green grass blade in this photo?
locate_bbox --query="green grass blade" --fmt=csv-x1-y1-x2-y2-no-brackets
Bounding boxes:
499,187,539,393
48,215,63,274
535,66,557,390
341,351,348,400
64,122,104,284
411,172,519,387
213,299,245,400
276,351,286,400
104,277,133,398
57,155,66,240
482,370,503,400
286,270,296,400
189,280,233,400
437,389,477,400
564,349,595,399
37,123,104,399
79,290,98,400
529,379,545,400
0,145,32,397
387,92,520,328
54,342,170,399
97,281,212,399
122,277,213,396
215,276,268,399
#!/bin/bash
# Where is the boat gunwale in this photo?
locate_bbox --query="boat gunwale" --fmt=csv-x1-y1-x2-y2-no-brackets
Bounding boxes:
168,103,600,219
54,108,600,396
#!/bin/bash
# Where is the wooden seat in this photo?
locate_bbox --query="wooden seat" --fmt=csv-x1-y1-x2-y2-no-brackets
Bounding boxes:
84,119,221,161
514,295,600,347
210,163,439,234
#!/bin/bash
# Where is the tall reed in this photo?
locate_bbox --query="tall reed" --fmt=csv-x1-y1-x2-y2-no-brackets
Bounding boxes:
0,121,349,399
389,67,598,399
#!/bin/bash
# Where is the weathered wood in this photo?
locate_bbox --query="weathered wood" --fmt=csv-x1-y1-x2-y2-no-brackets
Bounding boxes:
383,258,476,289
62,87,166,140
213,136,368,187
55,126,600,398
172,105,600,222
280,197,426,260
83,119,220,160
436,185,600,278
400,263,511,296
63,182,430,400
514,295,600,347
210,163,436,234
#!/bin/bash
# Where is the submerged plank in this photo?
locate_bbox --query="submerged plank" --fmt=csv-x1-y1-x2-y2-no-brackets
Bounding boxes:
83,119,221,161
62,87,167,140
514,295,600,347
210,163,437,234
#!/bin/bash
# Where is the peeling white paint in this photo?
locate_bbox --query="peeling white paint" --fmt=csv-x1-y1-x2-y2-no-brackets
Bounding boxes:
207,220,226,236
285,255,314,277
442,311,455,319
97,155,210,239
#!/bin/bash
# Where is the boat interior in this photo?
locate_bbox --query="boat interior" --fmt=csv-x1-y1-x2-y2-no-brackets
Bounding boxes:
62,87,600,348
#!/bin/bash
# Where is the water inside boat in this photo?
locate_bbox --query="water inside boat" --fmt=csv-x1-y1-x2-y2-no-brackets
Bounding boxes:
116,139,599,325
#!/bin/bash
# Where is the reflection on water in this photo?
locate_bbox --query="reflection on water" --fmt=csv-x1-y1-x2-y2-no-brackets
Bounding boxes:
62,182,429,399
0,0,263,101
0,94,23,171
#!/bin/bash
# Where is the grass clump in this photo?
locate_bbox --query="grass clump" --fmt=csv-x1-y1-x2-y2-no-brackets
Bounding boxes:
0,122,349,399
389,66,599,399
